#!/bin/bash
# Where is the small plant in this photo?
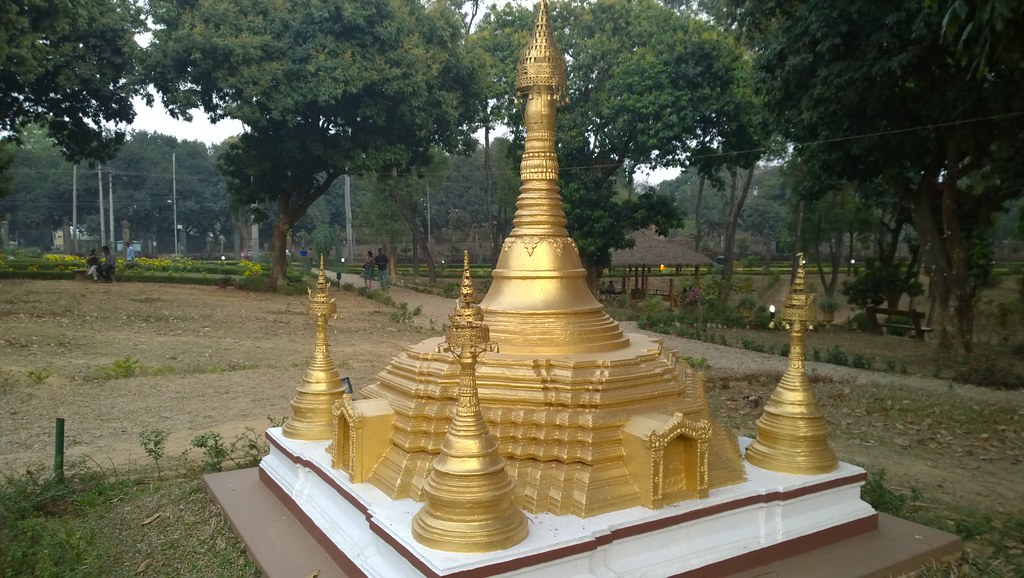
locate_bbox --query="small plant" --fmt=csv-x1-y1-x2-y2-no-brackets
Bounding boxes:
110,357,140,379
139,429,169,479
851,353,873,370
682,356,709,370
740,338,765,353
190,432,230,472
861,469,922,518
736,293,758,313
388,302,422,324
90,357,141,380
823,345,849,366
441,281,460,299
817,295,840,313
25,367,52,385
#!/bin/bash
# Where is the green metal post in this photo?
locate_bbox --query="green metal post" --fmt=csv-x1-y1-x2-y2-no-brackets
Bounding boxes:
54,417,65,482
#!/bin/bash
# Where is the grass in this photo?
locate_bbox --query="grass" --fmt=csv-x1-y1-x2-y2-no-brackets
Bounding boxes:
0,419,283,577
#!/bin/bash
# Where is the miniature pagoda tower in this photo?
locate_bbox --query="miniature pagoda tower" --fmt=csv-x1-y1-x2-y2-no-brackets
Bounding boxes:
349,0,746,517
411,253,528,552
746,255,838,474
283,256,347,440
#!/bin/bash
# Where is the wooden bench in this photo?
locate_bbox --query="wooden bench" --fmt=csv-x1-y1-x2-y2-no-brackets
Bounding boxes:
72,268,90,281
864,306,933,340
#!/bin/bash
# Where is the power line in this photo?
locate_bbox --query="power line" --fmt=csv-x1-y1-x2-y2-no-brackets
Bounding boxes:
4,110,1021,183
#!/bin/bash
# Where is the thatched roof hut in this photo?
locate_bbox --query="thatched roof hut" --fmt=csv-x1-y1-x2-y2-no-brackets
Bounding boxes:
606,229,710,302
611,228,711,267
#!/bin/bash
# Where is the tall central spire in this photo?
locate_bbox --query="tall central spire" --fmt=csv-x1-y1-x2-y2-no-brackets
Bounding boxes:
479,0,627,354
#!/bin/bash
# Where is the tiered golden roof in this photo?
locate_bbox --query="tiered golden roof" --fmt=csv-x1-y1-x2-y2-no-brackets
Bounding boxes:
746,255,838,474
283,256,346,440
350,0,745,518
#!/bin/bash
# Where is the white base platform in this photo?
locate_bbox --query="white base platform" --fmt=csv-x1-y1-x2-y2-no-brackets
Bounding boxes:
258,428,879,577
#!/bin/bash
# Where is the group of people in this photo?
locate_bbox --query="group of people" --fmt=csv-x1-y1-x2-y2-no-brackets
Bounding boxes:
85,245,119,282
362,248,390,289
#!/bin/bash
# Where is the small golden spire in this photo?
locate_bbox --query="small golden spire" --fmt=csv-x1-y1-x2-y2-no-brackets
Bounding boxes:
283,254,346,440
412,252,528,552
746,254,838,474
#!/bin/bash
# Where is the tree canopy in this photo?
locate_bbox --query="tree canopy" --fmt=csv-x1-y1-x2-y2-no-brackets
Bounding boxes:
145,0,483,285
725,0,1024,352
0,0,143,166
475,0,758,284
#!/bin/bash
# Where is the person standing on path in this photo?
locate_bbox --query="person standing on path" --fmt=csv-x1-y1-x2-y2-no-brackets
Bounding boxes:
374,247,390,288
362,250,375,290
126,242,137,267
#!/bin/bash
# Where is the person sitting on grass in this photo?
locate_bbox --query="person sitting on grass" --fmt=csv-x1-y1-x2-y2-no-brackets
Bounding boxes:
85,249,100,280
97,245,116,282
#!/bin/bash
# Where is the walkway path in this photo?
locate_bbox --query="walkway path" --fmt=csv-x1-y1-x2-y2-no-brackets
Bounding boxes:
318,268,980,397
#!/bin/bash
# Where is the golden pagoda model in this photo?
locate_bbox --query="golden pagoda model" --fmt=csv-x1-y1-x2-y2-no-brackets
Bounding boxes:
412,253,528,552
283,255,347,440
349,0,746,517
746,255,839,474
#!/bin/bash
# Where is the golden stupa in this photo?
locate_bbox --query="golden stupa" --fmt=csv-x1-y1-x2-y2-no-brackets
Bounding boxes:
412,253,528,552
283,255,347,440
340,0,745,518
746,255,838,474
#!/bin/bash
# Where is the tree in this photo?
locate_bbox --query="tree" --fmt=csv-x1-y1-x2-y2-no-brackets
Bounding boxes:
475,0,755,286
146,0,482,287
104,132,230,256
727,0,1024,353
1,127,76,248
933,0,1024,73
0,0,143,167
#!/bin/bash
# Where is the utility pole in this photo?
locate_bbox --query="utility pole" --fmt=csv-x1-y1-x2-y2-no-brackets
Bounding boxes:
172,152,178,255
344,174,353,263
107,170,114,251
426,184,432,257
97,165,106,246
72,165,77,253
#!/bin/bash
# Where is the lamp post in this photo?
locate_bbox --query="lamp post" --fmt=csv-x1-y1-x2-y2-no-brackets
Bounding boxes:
172,152,178,256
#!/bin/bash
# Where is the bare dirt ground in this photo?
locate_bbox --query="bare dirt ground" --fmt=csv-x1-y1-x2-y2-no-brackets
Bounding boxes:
2,277,1022,564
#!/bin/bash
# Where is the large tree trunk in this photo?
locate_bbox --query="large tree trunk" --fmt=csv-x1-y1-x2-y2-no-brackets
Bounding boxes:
386,174,437,285
912,178,975,354
484,124,500,265
719,165,755,302
269,206,291,291
813,208,842,297
792,199,805,284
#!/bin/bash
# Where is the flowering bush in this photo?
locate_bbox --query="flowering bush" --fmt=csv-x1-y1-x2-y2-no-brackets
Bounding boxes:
131,256,202,273
42,254,86,271
681,286,704,307
239,259,264,278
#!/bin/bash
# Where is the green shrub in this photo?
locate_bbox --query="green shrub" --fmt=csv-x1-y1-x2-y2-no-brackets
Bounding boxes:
190,432,230,473
955,353,1021,390
823,345,849,366
861,469,922,518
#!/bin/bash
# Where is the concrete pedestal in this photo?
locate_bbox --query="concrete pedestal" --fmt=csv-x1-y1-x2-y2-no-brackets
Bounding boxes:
205,429,960,577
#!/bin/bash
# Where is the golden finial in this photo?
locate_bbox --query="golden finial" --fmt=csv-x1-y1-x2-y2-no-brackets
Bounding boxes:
746,253,837,475
445,252,488,347
283,254,346,440
515,0,567,97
